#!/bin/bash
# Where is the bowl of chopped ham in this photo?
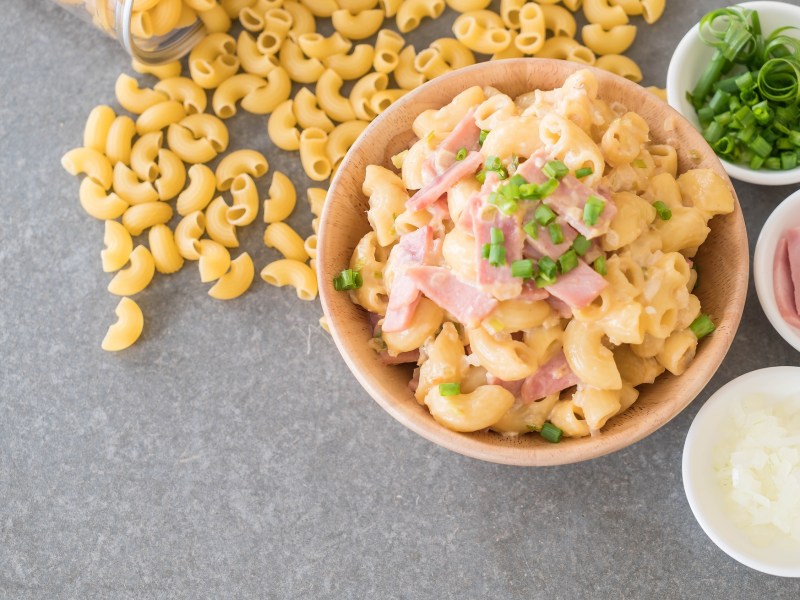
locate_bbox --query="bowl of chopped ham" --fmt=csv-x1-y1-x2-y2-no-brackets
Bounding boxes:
755,188,800,352
317,59,749,466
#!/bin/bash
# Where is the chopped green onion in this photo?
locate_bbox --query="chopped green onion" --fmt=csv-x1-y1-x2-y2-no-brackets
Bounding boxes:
333,269,363,291
542,160,569,180
593,256,607,276
488,244,506,266
715,75,740,93
653,200,672,220
548,222,564,244
558,249,578,274
535,204,556,225
689,314,716,339
703,121,725,143
752,100,773,125
485,155,502,171
511,259,534,279
708,89,732,113
736,125,756,144
535,272,556,288
490,227,504,245
575,166,594,179
750,154,766,169
540,422,563,443
439,382,461,396
455,147,467,161
781,151,798,170
572,234,590,256
713,111,732,126
481,243,491,259
479,129,489,145
765,156,781,170
734,105,755,127
788,130,800,147
583,195,605,227
697,105,715,126
523,220,538,239
519,178,559,200
538,256,557,279
749,135,772,158
714,135,737,155
735,70,755,91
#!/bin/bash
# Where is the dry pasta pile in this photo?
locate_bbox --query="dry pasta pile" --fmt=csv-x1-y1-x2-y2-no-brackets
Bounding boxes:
61,0,667,351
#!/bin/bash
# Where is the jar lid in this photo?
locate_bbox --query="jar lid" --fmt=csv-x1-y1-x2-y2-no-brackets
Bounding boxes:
117,0,206,65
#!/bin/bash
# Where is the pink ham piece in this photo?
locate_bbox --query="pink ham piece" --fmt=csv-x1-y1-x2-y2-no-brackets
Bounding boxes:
487,374,525,397
521,351,579,403
774,236,800,328
424,108,482,176
406,151,483,211
471,178,524,300
787,227,800,316
516,152,616,240
404,266,498,327
524,215,578,259
546,295,572,318
518,281,549,302
382,226,433,332
545,260,608,309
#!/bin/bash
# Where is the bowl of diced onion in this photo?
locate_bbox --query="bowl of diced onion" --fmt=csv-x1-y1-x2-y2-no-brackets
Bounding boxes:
667,1,800,186
683,366,800,577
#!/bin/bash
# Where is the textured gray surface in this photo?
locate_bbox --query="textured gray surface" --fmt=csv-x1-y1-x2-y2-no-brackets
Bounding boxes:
2,0,800,598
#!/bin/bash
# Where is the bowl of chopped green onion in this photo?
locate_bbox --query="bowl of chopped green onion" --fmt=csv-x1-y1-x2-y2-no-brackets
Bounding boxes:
667,1,800,185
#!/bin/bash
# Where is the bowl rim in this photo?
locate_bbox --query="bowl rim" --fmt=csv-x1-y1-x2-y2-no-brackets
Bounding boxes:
666,0,800,186
682,366,800,577
319,58,749,466
753,188,800,352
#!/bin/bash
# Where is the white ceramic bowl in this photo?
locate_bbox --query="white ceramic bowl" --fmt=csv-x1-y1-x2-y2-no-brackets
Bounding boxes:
754,188,800,352
666,1,800,186
683,366,800,577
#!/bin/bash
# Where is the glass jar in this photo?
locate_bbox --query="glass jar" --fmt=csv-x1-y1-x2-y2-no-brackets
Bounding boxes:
52,0,206,64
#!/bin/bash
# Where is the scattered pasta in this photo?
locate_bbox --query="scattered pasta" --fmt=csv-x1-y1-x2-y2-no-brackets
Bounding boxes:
62,0,668,350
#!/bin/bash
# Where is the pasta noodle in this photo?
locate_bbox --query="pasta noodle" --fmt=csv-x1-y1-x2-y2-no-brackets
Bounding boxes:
107,245,155,296
208,252,255,299
261,259,318,300
263,171,296,223
101,297,144,352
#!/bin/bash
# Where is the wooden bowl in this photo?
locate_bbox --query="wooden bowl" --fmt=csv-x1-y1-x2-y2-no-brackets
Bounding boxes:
317,59,748,466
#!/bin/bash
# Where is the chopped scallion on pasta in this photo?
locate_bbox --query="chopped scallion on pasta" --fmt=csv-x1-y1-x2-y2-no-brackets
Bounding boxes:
542,160,569,180
690,314,716,339
540,423,563,443
653,200,673,220
583,195,606,226
438,382,461,396
575,166,594,179
572,235,590,256
333,268,363,291
511,259,534,279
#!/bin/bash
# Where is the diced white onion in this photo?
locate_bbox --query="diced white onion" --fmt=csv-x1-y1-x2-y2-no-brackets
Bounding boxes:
713,394,800,544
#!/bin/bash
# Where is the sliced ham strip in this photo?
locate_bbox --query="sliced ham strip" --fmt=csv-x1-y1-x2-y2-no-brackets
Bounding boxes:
546,295,572,318
422,109,481,178
406,151,483,211
379,349,420,365
405,266,498,327
787,227,800,317
545,260,607,309
471,178,524,300
487,373,524,397
382,226,433,332
521,351,579,403
518,281,549,302
523,215,577,259
774,236,800,328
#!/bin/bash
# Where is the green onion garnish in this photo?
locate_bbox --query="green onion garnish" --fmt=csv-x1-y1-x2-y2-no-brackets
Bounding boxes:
540,422,563,443
479,129,489,145
519,178,559,200
653,200,673,220
439,382,461,396
455,147,467,161
558,249,578,274
481,243,490,259
593,256,607,276
333,269,363,291
490,227,504,245
583,195,605,226
689,314,716,339
538,256,557,279
488,244,506,267
548,222,564,244
511,259,534,279
535,204,556,226
523,220,538,239
542,160,569,180
572,234,590,256
575,166,593,178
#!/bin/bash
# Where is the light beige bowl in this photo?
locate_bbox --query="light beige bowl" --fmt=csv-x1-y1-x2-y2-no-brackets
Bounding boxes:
318,59,748,466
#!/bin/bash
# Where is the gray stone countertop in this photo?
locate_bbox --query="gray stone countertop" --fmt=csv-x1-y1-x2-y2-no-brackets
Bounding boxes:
1,0,799,598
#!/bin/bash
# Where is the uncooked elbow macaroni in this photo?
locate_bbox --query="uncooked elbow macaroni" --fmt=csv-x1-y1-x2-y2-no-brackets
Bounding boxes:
63,1,668,352
341,69,731,440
